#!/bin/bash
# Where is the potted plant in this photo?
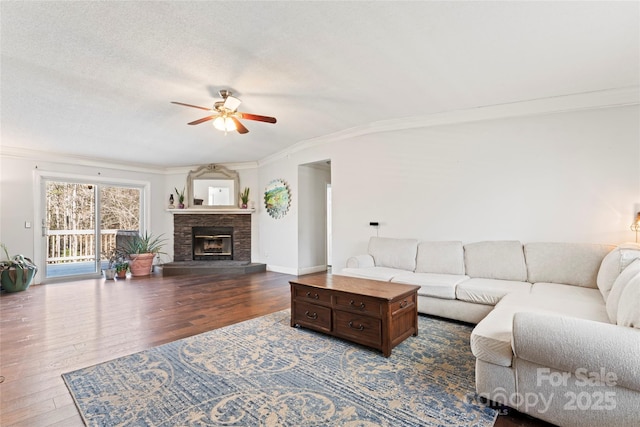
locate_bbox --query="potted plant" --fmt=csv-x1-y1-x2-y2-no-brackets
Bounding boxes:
115,260,129,279
102,251,117,280
175,187,185,209
122,231,166,277
0,243,38,292
240,187,250,209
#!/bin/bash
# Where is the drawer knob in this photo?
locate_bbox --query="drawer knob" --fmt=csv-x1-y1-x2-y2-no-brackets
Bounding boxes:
349,300,366,310
348,320,364,331
305,311,318,320
400,300,408,308
306,291,319,299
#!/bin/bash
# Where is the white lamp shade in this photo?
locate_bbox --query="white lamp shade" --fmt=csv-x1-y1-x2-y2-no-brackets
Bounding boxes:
213,116,237,132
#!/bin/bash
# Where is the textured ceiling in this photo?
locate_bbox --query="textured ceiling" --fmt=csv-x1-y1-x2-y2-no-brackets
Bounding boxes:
1,1,638,168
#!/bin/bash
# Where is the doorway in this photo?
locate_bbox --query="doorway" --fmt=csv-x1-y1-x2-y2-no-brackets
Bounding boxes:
41,179,143,280
297,160,332,274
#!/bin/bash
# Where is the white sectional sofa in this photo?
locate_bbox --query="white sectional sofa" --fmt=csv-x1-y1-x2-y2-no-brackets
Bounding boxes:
340,237,640,427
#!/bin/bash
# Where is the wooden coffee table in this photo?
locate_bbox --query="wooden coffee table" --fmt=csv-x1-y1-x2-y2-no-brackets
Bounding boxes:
290,274,420,357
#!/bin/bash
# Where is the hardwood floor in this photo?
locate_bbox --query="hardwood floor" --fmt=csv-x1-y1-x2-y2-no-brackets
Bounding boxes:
0,271,551,426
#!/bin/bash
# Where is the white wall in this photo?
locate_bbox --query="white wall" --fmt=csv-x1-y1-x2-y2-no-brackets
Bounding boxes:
257,159,299,273
256,105,640,273
298,162,331,274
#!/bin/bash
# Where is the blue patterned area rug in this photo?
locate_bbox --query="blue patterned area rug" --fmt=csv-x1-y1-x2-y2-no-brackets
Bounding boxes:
63,310,497,426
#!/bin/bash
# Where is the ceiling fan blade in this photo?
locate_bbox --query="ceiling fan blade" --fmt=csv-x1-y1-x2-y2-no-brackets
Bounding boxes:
237,112,277,124
188,115,217,125
171,101,212,111
230,117,249,134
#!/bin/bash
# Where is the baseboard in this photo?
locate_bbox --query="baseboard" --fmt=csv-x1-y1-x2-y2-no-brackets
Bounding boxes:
266,265,298,275
297,265,328,275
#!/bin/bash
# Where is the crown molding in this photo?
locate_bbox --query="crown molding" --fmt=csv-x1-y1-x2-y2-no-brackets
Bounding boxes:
258,86,639,166
0,145,260,175
0,146,169,174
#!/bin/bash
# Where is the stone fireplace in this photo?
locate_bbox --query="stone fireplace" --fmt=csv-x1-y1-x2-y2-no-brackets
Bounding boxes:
173,213,251,262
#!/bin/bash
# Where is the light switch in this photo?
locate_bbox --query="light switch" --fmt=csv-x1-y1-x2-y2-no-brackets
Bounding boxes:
25,221,31,228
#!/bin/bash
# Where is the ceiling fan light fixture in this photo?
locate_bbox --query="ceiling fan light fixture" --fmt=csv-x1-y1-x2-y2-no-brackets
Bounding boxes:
213,115,237,132
223,95,242,112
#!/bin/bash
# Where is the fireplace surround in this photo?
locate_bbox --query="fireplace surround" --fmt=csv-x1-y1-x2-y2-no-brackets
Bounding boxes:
173,214,251,262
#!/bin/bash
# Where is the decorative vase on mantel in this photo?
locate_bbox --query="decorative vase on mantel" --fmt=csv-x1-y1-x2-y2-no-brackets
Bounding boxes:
175,187,186,209
240,187,250,209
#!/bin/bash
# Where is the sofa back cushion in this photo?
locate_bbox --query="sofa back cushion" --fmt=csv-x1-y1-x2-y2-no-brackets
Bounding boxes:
525,242,614,288
464,241,527,281
596,243,640,300
368,237,418,271
606,258,640,323
415,241,465,274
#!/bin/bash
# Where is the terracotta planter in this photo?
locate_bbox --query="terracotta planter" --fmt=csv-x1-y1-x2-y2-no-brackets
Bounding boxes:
116,270,127,279
128,253,155,277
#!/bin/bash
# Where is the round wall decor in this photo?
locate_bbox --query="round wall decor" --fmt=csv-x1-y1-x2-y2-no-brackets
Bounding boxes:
264,179,291,219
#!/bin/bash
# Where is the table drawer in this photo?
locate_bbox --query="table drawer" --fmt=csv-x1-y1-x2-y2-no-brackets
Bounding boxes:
292,284,332,305
390,293,416,314
334,310,382,347
334,293,382,317
292,301,332,333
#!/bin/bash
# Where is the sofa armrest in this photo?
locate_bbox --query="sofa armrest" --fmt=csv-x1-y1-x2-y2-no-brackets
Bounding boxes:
346,254,375,268
512,312,640,391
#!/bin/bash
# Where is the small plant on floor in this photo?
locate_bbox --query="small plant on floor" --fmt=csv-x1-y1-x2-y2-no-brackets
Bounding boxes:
115,259,129,278
101,249,118,280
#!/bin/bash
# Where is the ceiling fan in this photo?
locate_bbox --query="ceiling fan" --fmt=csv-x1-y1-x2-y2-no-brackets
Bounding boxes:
171,90,277,134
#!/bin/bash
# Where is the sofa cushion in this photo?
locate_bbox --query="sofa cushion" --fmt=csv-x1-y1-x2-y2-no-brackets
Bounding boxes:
528,283,610,323
470,292,541,367
525,242,614,288
606,258,640,323
339,266,405,282
368,237,418,271
617,273,640,328
392,272,469,300
415,241,465,274
456,278,531,306
471,289,610,368
464,241,527,281
597,243,640,300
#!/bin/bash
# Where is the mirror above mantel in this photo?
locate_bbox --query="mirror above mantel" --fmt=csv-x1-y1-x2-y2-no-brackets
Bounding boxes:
186,164,240,209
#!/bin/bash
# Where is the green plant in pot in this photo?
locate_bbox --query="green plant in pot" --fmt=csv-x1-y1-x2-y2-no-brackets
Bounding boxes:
122,232,166,277
101,249,117,280
0,243,38,292
115,260,129,279
240,187,250,208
